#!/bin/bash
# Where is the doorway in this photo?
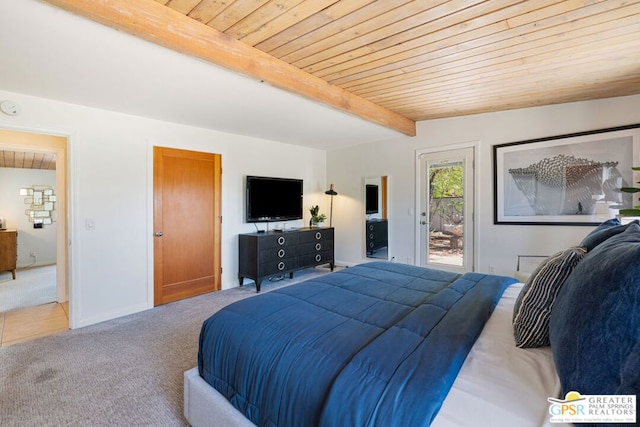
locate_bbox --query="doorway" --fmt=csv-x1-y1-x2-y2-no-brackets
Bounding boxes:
153,147,222,305
0,128,69,345
417,146,475,273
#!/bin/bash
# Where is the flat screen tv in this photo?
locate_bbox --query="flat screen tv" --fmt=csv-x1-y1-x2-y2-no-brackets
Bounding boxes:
366,184,379,214
246,176,303,222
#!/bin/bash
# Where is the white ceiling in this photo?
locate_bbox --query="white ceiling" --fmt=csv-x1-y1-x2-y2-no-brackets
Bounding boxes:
0,0,403,151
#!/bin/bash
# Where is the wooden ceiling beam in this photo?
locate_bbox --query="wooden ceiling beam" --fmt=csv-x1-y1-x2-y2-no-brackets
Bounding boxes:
42,0,416,137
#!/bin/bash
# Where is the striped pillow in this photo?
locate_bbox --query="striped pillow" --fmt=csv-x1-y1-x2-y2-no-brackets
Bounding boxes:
512,246,586,348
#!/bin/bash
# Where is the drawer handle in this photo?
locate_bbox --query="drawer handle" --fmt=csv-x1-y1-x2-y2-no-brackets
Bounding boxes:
369,233,374,239
315,232,322,240
369,225,374,230
369,242,374,248
277,261,286,271
315,254,322,262
315,243,321,251
277,236,286,245
277,249,285,258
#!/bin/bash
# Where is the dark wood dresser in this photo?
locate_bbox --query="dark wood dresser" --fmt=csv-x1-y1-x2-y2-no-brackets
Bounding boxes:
239,227,334,292
366,219,388,256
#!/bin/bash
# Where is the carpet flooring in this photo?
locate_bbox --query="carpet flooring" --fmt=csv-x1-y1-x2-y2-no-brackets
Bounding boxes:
0,268,334,426
0,265,57,312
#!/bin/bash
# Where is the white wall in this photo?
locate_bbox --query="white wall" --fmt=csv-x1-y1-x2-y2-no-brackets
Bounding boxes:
0,168,57,267
328,94,640,275
0,89,327,328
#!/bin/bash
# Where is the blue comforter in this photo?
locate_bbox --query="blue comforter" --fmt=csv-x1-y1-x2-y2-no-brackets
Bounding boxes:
198,262,515,426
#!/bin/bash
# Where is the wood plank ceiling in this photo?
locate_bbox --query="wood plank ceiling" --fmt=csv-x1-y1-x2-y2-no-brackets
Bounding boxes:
0,151,56,170
43,0,640,135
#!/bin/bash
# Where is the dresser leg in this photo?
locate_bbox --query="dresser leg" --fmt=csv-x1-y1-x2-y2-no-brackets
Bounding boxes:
12,269,16,280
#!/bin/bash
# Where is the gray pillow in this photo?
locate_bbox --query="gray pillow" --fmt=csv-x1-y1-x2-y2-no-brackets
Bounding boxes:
512,246,586,348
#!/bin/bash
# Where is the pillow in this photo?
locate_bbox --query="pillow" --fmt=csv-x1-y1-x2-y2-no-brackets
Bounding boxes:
579,217,639,251
512,246,586,348
550,222,640,397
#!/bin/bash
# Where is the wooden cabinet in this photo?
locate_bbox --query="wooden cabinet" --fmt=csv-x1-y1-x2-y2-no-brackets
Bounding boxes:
366,219,388,256
0,229,18,280
239,227,334,292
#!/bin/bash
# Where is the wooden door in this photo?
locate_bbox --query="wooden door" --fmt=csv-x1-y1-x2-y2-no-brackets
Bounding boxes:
153,147,222,305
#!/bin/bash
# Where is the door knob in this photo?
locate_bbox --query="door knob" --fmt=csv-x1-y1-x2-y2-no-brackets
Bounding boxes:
155,231,163,237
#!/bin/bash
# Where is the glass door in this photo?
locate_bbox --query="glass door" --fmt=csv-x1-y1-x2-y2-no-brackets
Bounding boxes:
418,147,474,272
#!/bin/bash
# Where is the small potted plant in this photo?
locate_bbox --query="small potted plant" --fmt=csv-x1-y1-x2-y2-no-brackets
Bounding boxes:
309,205,327,227
620,166,640,216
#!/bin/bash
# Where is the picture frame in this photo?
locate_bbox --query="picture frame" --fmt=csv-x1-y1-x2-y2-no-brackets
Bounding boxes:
493,124,640,225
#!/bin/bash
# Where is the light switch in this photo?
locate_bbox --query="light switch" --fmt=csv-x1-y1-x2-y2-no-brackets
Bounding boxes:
86,218,95,230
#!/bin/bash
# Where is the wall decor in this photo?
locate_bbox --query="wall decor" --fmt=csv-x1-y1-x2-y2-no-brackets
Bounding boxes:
19,185,56,226
494,124,640,225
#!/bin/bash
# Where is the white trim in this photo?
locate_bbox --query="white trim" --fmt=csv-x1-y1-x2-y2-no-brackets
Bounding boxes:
146,140,155,309
67,129,78,329
73,302,151,328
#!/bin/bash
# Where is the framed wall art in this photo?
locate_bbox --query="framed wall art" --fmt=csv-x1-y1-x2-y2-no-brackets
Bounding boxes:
493,124,640,225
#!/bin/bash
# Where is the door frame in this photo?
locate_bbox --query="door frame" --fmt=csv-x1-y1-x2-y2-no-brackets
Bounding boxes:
0,125,71,323
414,141,479,272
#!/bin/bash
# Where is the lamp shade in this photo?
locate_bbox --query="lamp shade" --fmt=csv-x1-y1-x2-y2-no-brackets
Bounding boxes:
325,184,338,196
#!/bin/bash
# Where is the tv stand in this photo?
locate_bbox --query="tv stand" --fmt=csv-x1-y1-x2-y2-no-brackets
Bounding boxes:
238,227,334,292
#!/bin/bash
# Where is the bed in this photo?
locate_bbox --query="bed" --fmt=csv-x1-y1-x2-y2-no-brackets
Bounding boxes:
184,261,572,426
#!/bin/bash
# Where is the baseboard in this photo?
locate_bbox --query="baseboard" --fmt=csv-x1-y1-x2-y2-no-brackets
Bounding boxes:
73,302,151,329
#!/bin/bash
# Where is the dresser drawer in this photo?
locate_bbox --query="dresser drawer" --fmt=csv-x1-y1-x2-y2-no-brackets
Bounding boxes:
297,240,332,255
258,246,296,262
299,251,333,266
298,228,333,243
257,233,299,249
258,258,300,276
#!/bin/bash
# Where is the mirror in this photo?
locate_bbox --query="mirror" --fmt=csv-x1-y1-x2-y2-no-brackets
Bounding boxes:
33,191,43,205
365,176,389,259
